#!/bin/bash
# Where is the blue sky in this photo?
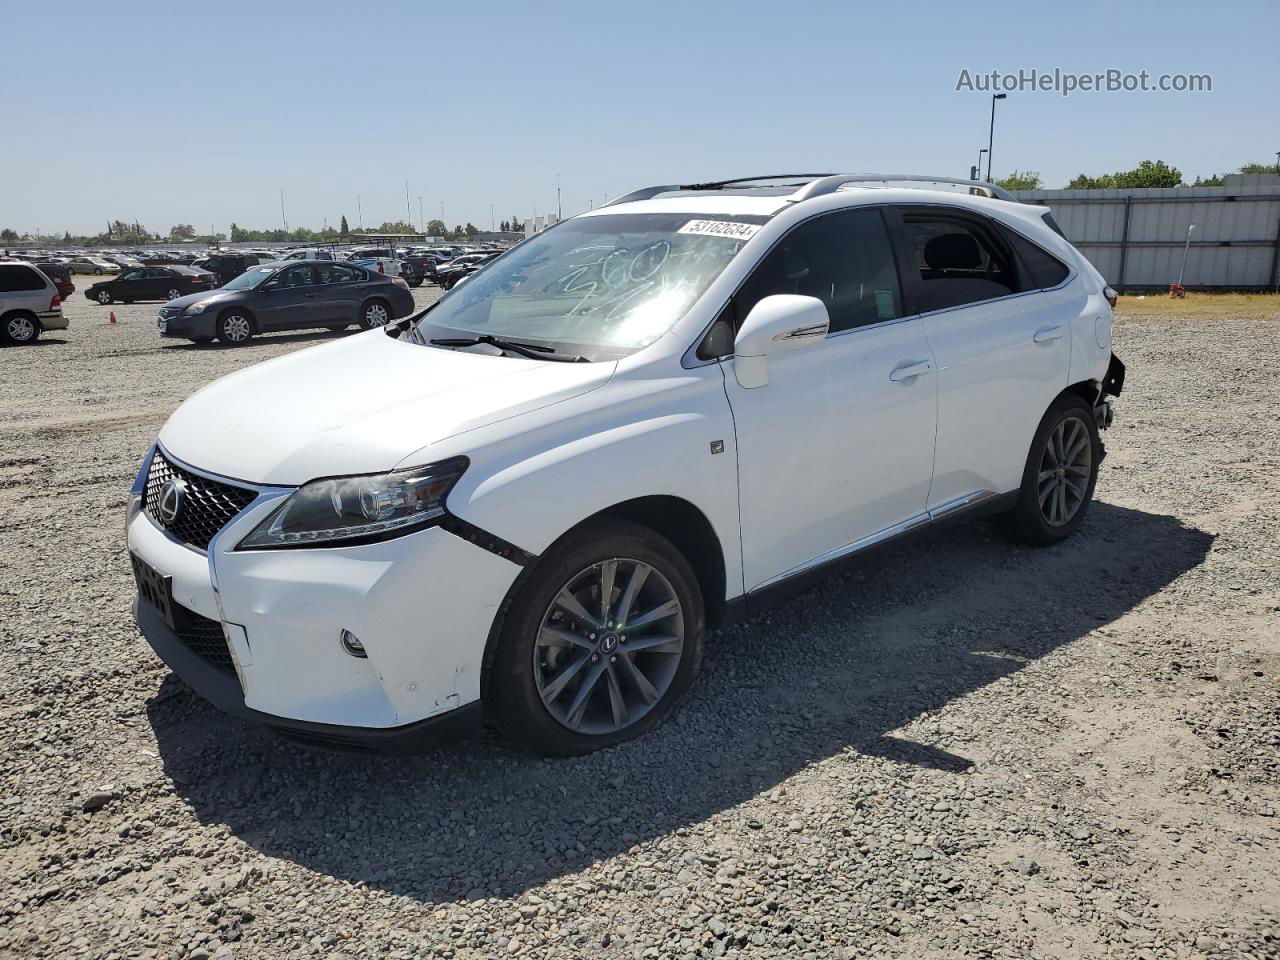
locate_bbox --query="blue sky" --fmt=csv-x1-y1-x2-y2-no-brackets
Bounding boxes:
4,0,1276,236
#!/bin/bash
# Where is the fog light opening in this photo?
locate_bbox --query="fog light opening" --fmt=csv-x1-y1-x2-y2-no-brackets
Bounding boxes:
340,629,368,658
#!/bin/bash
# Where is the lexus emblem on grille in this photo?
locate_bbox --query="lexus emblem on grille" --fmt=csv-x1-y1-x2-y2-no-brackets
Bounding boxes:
156,478,186,527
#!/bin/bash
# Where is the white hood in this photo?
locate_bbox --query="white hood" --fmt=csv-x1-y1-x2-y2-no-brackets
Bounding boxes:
159,330,614,485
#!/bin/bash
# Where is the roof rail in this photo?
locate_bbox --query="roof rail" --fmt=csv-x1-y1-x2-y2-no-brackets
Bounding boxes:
604,173,1018,209
790,174,1017,203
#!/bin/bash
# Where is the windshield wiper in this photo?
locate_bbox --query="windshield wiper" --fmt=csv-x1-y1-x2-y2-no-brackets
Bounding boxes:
428,335,588,363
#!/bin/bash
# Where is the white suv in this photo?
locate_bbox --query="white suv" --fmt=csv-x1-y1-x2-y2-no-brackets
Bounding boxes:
127,174,1124,756
0,261,67,345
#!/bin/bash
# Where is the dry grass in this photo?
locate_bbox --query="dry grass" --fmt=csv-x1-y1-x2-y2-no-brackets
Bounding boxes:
1117,292,1279,318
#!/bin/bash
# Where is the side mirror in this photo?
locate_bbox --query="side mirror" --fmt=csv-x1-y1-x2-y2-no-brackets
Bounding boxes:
733,294,829,388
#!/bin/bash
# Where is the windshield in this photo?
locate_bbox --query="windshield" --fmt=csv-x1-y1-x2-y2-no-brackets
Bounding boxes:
413,213,762,360
222,265,276,290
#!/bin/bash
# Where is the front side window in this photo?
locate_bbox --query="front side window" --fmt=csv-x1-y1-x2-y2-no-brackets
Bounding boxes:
898,213,1020,311
735,208,903,334
223,266,276,290
280,265,316,287
413,212,763,361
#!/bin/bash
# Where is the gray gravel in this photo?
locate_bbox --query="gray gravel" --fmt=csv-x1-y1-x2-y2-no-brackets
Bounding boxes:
1,292,1278,959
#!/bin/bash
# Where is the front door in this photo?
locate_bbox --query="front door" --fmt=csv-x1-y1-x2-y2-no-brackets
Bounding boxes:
313,262,362,323
257,264,319,330
724,207,939,593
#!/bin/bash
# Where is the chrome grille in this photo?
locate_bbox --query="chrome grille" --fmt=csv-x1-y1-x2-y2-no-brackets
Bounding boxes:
143,450,257,551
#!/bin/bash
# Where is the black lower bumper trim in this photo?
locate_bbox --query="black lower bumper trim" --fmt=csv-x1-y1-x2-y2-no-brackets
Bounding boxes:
134,597,482,756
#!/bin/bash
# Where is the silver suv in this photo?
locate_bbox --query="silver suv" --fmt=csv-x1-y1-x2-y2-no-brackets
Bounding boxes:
0,261,67,345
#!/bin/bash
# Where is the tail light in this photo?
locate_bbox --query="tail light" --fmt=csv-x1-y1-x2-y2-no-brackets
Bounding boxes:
1103,286,1118,309
377,261,385,274
50,295,61,310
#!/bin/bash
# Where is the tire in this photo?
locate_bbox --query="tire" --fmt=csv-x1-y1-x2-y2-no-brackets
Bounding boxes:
489,519,705,756
359,299,390,329
93,267,104,275
216,311,254,345
1000,394,1101,546
408,277,423,288
166,287,182,301
2,312,40,345
96,289,113,305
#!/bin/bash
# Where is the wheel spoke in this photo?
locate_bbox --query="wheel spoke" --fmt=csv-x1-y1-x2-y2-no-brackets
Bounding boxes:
622,632,682,654
623,598,679,631
616,653,660,704
1066,464,1091,477
539,624,594,651
599,559,617,623
564,660,609,726
554,587,603,630
540,652,591,703
1038,481,1055,507
614,562,650,626
1056,481,1068,523
604,664,628,728
1064,476,1087,499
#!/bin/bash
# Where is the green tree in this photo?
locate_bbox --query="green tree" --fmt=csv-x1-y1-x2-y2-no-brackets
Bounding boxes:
1067,160,1183,189
995,170,1043,191
464,222,479,238
0,228,19,243
339,215,350,235
511,214,523,232
1193,173,1225,186
169,224,196,239
1239,162,1277,175
425,219,446,237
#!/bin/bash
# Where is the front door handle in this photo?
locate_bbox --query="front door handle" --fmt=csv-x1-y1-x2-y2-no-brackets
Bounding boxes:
1033,324,1065,343
889,360,933,382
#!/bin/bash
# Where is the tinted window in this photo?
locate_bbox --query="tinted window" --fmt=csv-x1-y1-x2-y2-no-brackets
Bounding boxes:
280,265,316,287
735,208,903,334
1003,228,1070,288
317,263,360,283
898,213,1019,311
143,268,171,278
0,264,46,292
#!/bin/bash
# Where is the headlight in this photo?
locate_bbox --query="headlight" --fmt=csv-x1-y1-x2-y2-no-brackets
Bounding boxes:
237,457,467,549
186,298,219,314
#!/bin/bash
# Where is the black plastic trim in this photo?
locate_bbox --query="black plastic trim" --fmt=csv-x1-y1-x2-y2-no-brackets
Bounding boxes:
439,515,536,566
1102,352,1126,398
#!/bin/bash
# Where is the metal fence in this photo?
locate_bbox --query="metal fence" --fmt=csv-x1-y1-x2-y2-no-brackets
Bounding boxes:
1013,175,1280,292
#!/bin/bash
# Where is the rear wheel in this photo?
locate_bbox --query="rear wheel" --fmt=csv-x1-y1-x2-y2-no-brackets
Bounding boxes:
359,299,390,329
166,287,182,301
216,311,254,346
490,520,705,756
1000,394,1100,545
2,312,40,345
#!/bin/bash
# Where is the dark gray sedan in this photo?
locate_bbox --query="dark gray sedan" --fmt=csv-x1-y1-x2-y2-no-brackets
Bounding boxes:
157,260,416,345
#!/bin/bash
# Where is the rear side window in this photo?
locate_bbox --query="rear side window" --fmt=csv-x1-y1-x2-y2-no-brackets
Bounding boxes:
0,264,47,292
1003,228,1070,289
317,263,360,283
735,208,903,334
897,213,1019,311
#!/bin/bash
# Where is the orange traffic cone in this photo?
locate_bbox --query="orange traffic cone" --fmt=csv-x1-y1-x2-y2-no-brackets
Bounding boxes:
109,310,117,325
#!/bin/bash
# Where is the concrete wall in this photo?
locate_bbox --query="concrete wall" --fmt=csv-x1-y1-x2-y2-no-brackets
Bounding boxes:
1013,176,1280,291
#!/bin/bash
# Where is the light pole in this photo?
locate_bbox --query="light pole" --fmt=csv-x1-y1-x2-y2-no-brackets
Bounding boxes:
418,196,424,234
986,93,1006,181
556,173,562,222
280,189,288,233
439,201,445,227
357,194,363,231
1177,223,1196,287
490,203,495,231
976,148,988,181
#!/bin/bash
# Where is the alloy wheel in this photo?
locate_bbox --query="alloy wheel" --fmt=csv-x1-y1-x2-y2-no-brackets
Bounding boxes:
97,290,112,304
7,316,36,343
534,558,685,735
363,303,389,327
167,288,181,300
222,315,251,342
1037,415,1092,527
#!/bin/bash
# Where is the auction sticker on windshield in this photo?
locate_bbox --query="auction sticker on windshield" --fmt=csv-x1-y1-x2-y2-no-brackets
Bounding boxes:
677,219,761,241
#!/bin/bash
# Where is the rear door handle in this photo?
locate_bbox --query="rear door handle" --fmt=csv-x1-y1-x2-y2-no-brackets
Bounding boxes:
889,360,932,382
1033,324,1065,343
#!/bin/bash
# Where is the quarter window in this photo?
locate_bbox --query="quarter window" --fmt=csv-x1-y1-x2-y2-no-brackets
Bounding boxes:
1003,228,1070,289
735,208,903,334
898,214,1019,311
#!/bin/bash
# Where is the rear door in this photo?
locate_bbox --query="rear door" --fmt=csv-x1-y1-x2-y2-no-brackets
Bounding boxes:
887,206,1070,508
313,262,363,322
255,264,319,330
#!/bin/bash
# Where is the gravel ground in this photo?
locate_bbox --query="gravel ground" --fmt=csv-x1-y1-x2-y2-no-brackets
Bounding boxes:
1,291,1277,960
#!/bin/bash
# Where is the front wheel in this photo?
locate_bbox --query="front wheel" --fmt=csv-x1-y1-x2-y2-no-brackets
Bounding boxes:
216,312,254,345
1000,394,1101,545
96,289,113,305
359,299,390,329
490,520,705,756
93,267,104,275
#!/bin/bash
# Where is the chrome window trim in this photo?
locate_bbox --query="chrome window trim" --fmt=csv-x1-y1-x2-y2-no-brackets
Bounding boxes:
682,200,1077,368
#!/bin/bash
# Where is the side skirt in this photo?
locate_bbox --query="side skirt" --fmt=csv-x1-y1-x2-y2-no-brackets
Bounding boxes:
729,490,1018,620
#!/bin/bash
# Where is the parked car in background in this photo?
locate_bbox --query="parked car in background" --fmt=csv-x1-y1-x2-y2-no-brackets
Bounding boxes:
86,265,217,304
434,251,500,289
155,259,415,345
67,255,120,275
103,254,145,271
280,248,336,261
191,252,264,286
1,261,67,344
344,247,403,278
34,261,76,300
